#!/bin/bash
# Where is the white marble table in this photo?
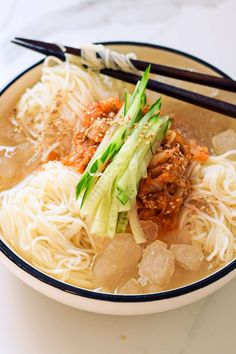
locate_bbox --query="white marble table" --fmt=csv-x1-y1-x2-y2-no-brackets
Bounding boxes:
0,1,236,353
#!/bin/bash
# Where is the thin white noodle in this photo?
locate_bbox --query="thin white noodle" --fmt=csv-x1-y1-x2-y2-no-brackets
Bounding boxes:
78,44,138,73
0,161,96,288
4,45,134,191
14,45,133,158
179,151,236,263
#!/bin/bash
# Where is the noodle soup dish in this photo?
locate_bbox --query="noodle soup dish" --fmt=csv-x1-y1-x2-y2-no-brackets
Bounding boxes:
0,42,236,314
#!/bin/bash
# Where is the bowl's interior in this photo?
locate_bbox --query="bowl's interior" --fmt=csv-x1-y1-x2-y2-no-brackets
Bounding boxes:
0,42,236,299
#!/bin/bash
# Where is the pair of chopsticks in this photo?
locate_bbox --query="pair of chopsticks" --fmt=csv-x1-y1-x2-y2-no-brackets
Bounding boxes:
12,37,236,118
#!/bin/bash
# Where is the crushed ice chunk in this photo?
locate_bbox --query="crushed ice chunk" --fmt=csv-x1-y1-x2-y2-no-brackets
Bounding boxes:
117,279,142,294
140,220,158,243
91,234,141,290
212,129,236,155
170,244,204,271
138,240,175,287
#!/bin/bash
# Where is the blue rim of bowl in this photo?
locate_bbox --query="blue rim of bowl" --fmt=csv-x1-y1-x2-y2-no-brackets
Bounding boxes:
0,41,235,303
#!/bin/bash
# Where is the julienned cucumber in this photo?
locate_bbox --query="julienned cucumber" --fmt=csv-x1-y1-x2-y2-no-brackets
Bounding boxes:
76,66,150,203
76,67,171,242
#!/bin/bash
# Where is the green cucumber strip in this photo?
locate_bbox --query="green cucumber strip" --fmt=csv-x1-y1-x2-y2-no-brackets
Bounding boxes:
89,183,113,236
129,204,146,243
106,186,119,238
117,190,130,205
116,212,129,233
134,93,147,124
124,92,131,115
118,200,131,212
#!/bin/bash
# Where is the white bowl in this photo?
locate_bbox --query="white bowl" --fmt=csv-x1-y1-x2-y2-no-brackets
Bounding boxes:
0,41,236,315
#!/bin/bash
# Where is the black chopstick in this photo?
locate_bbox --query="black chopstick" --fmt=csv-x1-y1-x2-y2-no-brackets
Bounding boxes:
11,39,66,61
103,69,236,118
13,37,236,93
11,37,236,119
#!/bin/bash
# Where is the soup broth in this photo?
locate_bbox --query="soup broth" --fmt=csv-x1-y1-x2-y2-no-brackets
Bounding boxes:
0,47,235,294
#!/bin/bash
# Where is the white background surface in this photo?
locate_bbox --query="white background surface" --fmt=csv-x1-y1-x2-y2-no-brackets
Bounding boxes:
0,0,236,353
